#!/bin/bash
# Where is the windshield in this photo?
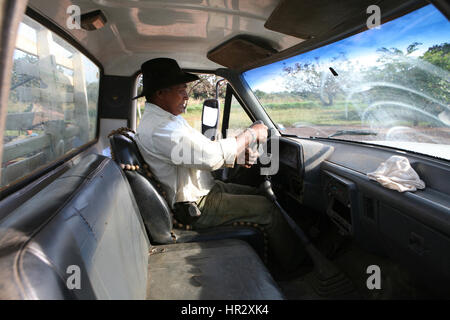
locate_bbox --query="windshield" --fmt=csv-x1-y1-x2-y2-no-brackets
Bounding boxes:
243,4,450,160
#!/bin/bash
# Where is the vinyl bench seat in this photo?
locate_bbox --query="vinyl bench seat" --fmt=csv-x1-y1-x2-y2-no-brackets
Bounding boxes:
148,239,283,300
0,154,283,300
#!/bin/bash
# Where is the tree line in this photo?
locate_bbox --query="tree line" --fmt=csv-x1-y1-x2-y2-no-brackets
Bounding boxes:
275,42,449,114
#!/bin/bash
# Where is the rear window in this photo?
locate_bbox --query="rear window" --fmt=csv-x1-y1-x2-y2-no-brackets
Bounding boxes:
1,15,100,190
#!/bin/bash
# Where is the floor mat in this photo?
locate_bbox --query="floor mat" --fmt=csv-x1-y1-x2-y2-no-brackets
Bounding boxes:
277,270,362,300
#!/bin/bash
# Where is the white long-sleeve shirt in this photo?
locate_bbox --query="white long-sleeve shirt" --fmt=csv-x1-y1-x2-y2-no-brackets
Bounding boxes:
135,102,237,208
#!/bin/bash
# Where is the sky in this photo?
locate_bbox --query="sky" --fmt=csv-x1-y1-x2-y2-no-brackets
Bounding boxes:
244,4,450,93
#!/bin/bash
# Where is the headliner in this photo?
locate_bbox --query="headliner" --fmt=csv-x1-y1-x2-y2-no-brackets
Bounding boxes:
28,0,304,76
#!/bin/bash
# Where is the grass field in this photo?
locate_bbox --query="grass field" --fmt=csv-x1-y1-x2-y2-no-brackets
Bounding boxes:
136,97,445,137
176,99,366,130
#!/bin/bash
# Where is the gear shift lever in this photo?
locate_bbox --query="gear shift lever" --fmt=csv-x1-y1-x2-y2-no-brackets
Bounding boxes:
259,127,355,297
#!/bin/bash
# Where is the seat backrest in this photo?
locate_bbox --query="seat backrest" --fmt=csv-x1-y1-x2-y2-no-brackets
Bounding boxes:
108,129,268,261
109,130,175,244
0,154,150,299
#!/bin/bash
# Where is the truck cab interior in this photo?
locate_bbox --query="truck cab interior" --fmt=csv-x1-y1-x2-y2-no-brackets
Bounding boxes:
0,0,449,300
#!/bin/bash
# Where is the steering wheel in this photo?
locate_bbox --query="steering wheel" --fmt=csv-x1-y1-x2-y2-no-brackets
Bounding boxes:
224,123,272,182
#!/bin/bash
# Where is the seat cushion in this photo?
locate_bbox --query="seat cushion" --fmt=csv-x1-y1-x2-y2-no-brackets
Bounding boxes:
174,226,265,259
147,239,284,300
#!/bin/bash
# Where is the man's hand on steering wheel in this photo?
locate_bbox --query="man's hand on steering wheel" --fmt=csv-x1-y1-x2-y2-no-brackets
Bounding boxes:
240,146,259,168
249,122,268,144
234,121,268,169
237,121,268,168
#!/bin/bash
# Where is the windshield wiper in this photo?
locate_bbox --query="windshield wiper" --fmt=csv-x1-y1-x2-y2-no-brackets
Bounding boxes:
328,130,377,138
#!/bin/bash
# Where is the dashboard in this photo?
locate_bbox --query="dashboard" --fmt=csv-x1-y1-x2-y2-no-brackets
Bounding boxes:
272,137,305,203
274,135,450,296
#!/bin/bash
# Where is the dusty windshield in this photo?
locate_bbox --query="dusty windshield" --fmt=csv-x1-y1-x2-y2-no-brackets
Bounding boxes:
243,5,450,160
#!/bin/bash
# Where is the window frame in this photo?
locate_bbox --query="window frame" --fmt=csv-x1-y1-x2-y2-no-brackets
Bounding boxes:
222,84,255,138
0,8,104,199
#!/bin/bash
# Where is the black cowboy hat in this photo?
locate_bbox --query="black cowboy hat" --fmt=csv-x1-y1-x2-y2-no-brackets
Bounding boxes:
133,58,199,100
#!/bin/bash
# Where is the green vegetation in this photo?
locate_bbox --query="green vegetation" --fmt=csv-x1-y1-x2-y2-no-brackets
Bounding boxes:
255,42,450,130
182,99,364,129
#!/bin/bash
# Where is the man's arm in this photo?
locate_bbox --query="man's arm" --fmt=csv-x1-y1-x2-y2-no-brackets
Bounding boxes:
150,121,268,171
234,122,268,167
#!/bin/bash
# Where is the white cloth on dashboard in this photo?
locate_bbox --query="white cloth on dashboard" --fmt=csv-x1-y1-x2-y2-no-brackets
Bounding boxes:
367,156,425,192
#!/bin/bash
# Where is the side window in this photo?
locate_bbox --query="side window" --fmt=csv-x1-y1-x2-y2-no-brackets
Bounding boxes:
135,74,226,132
185,75,226,133
226,94,253,137
1,15,100,190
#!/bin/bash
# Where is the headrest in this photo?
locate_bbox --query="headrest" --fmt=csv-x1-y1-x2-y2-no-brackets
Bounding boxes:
108,127,166,192
108,128,143,170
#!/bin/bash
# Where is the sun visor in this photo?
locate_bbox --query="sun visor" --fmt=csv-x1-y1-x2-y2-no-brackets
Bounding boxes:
207,36,277,70
264,0,424,39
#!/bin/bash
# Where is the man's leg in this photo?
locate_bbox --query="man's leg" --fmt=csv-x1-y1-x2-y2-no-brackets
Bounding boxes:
207,180,261,195
194,181,307,273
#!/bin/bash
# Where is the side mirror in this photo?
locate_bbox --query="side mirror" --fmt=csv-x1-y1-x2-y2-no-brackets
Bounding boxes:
201,99,220,140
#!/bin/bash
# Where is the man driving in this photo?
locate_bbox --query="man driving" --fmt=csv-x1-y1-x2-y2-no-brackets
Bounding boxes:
134,58,307,277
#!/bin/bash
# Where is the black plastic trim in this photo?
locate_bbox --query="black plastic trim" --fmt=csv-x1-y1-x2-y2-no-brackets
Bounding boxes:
222,84,232,138
321,160,450,239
